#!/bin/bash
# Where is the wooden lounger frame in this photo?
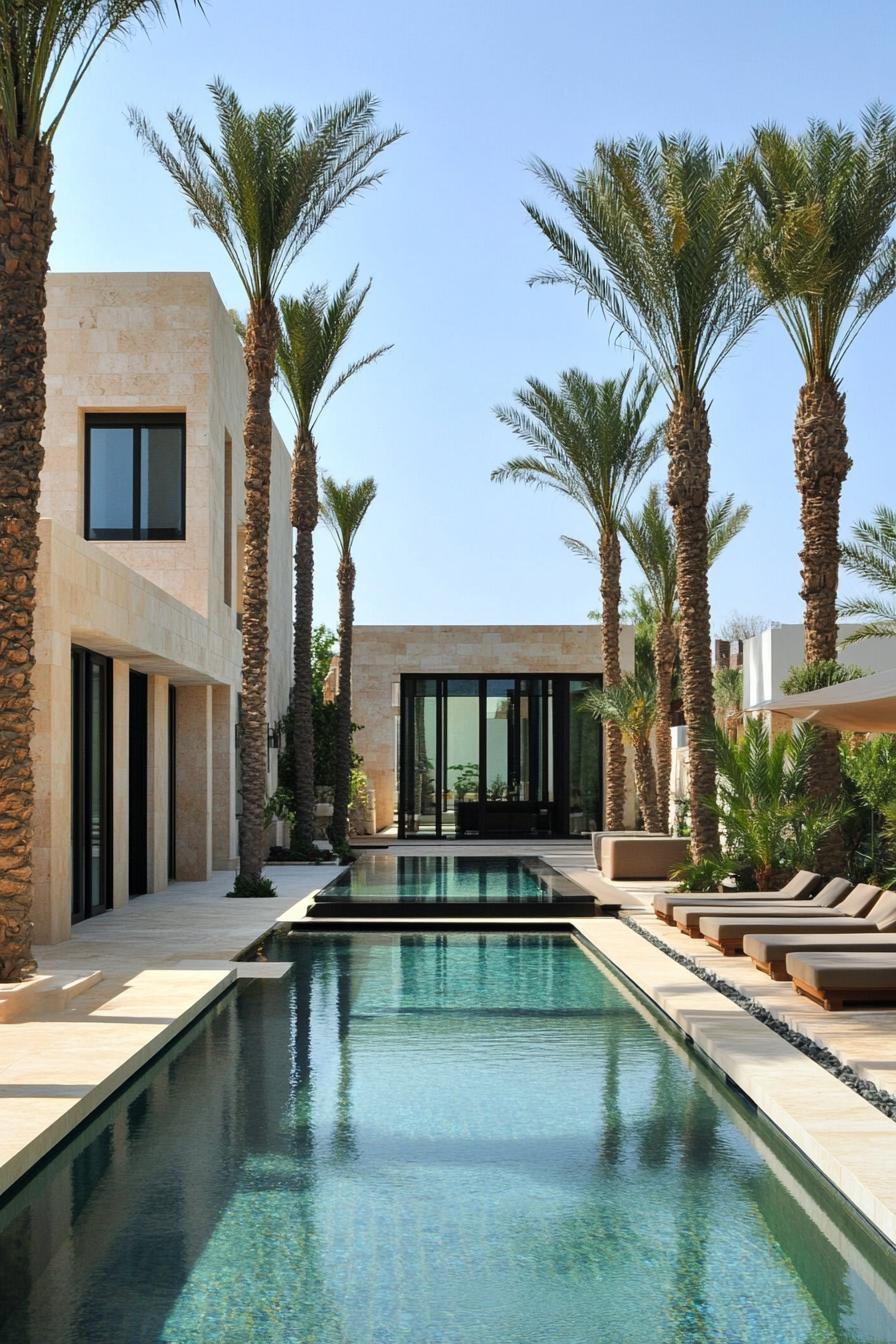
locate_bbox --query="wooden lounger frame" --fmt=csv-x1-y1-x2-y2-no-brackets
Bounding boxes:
749,955,789,981
792,976,896,1012
701,933,743,955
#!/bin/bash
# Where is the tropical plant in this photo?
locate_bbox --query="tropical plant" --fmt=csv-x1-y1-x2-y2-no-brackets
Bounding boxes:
584,667,661,832
527,133,762,858
840,733,896,877
131,83,401,884
747,104,896,867
706,719,849,890
713,666,743,740
276,271,390,854
839,505,896,644
320,475,378,846
779,660,866,695
493,367,661,829
622,485,750,829
0,1,204,981
670,855,735,894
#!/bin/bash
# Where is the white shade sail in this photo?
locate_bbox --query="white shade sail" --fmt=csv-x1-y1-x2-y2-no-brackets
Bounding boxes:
762,667,896,732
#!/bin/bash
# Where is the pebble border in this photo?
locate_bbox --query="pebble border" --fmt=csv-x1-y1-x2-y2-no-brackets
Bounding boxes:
621,915,896,1124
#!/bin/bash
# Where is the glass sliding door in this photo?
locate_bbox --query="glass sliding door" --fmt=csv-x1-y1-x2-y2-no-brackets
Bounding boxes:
443,679,479,838
568,678,602,834
71,647,112,921
399,674,595,838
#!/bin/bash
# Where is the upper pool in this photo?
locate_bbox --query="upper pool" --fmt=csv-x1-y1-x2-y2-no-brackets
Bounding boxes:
2,931,895,1343
310,853,598,913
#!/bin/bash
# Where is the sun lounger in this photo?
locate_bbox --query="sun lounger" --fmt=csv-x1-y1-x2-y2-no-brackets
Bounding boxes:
743,892,896,977
671,877,852,936
696,884,882,955
654,869,822,924
786,951,896,1011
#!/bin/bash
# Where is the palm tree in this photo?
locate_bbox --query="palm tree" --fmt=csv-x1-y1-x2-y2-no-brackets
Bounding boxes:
276,272,390,854
320,475,377,849
526,134,762,859
747,105,896,870
839,505,896,644
623,486,750,829
492,367,662,829
584,668,661,833
0,0,200,982
131,83,401,885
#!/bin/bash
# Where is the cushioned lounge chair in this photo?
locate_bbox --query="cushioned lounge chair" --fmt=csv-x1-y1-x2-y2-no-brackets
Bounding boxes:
697,883,882,956
786,951,896,1011
671,877,852,937
654,870,822,925
743,892,896,978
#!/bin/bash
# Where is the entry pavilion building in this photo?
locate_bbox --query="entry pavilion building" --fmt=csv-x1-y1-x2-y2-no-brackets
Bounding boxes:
349,625,636,839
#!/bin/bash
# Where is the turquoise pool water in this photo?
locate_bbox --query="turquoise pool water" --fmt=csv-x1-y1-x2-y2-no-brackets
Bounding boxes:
2,932,896,1343
314,854,589,905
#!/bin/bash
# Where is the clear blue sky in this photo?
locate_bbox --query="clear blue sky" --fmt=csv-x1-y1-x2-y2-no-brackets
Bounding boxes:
48,0,896,634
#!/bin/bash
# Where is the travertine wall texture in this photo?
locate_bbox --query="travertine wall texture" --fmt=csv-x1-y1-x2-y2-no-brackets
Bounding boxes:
32,273,292,943
350,625,636,832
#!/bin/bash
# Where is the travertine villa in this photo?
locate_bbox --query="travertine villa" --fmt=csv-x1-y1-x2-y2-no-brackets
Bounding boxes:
33,273,292,943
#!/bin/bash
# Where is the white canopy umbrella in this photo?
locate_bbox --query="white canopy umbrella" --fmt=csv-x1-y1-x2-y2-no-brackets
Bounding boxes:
762,667,896,733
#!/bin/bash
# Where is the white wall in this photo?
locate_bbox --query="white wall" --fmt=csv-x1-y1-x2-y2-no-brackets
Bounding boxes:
743,624,896,709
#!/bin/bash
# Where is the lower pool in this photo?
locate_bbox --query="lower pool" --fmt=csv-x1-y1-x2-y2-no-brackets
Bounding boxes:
2,932,896,1343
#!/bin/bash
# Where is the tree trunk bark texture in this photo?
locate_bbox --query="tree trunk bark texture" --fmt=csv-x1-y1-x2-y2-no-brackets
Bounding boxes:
666,393,718,859
238,301,279,881
330,557,355,848
599,529,626,830
794,376,851,877
632,739,661,834
653,618,677,833
0,134,54,981
291,428,318,853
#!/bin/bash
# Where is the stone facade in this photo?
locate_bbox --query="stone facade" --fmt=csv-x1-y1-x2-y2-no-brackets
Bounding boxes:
32,273,292,943
350,624,636,832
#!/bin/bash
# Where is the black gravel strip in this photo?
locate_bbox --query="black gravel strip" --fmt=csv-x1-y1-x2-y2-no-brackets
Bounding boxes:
620,915,896,1124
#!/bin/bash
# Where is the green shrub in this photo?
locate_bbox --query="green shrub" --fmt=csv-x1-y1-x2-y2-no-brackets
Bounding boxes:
226,874,278,899
779,660,867,695
670,856,734,893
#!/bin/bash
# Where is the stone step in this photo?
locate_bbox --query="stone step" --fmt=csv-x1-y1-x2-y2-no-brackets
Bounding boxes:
0,970,104,1024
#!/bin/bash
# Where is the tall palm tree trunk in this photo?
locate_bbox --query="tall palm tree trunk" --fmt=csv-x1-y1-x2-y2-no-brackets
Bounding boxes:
291,429,318,853
632,739,661,833
0,134,54,981
795,375,851,875
666,393,718,859
599,529,625,829
238,300,279,880
653,618,677,833
331,556,355,848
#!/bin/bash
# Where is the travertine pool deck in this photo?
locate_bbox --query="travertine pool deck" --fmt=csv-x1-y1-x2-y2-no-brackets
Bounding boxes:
0,865,341,1194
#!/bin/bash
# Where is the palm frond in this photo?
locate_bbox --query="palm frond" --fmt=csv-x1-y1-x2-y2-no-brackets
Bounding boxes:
527,135,762,400
320,473,377,558
130,81,403,306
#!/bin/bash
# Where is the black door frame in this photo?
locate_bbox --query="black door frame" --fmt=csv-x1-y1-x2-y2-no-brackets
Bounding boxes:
128,670,148,897
398,672,602,839
71,646,112,922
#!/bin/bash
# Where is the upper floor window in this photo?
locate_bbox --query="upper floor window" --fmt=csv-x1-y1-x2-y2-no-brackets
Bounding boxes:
85,413,186,540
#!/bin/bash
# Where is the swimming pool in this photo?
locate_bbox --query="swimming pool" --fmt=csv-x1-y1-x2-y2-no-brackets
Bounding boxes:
310,854,600,914
2,931,895,1343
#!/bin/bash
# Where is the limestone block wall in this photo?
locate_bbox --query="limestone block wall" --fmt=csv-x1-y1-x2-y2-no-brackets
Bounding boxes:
350,625,636,832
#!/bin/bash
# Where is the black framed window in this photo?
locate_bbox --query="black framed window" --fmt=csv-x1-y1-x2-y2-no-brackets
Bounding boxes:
85,413,186,540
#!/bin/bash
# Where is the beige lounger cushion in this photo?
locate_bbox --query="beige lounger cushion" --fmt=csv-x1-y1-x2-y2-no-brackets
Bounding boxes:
654,871,829,921
785,952,896,990
681,881,875,934
744,932,896,967
601,837,690,880
592,831,665,868
698,916,877,942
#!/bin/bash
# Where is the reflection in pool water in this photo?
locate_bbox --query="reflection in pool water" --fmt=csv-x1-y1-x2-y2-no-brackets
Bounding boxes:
1,932,895,1343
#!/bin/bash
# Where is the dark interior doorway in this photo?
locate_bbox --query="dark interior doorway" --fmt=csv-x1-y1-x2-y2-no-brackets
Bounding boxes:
128,670,148,896
71,647,112,922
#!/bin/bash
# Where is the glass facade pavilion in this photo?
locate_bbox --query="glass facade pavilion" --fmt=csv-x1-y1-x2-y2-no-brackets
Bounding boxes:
398,674,602,838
